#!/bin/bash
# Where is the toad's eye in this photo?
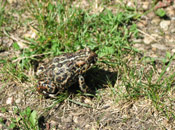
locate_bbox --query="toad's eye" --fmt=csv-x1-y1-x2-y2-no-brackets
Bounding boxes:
39,66,44,70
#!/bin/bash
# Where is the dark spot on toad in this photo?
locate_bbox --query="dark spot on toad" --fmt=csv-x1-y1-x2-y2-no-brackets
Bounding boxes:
56,76,62,82
39,66,44,70
57,63,62,67
66,61,74,67
56,68,65,75
53,58,59,63
62,73,67,81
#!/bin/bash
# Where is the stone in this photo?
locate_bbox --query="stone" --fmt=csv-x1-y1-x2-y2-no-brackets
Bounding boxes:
142,2,150,10
127,1,135,8
166,67,170,72
137,22,145,28
172,49,175,53
0,124,2,130
85,124,91,128
152,47,157,52
84,98,93,105
137,20,147,28
171,28,175,33
50,120,57,128
15,98,21,104
73,116,79,124
166,6,175,17
151,17,161,25
143,36,154,44
6,97,13,105
160,20,171,31
7,0,17,4
147,12,155,19
165,35,170,41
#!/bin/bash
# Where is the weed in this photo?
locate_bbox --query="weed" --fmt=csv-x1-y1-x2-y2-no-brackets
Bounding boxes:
10,107,38,129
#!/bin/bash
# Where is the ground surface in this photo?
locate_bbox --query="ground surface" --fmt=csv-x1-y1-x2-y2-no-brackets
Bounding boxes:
1,0,175,130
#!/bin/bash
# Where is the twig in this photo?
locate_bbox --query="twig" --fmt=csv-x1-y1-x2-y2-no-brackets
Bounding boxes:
68,99,92,108
138,29,160,43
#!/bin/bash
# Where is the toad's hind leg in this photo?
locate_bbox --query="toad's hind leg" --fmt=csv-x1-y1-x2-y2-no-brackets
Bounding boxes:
78,75,87,92
37,80,58,98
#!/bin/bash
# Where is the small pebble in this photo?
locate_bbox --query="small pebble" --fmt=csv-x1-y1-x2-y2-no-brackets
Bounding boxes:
171,49,175,53
127,1,135,8
137,22,145,28
147,12,155,19
171,28,175,33
151,17,161,25
160,20,171,31
50,120,57,128
23,30,37,39
84,98,93,105
62,116,72,123
137,20,147,28
166,6,175,17
6,97,13,105
0,124,2,130
166,67,170,72
165,35,175,43
85,124,91,128
15,98,21,104
73,116,79,124
7,0,17,4
143,36,154,44
142,2,149,10
152,47,157,52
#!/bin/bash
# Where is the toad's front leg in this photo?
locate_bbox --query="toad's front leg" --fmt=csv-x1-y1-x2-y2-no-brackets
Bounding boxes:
78,75,88,93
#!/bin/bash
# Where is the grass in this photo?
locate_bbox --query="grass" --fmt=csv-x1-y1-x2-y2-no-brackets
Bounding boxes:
1,0,175,129
1,106,39,129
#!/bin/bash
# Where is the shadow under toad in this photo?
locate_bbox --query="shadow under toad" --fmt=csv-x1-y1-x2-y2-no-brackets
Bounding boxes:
68,67,118,96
